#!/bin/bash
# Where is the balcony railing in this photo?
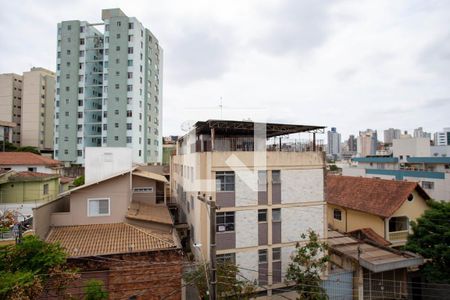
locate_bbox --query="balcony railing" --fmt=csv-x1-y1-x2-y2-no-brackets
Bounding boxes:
388,230,409,242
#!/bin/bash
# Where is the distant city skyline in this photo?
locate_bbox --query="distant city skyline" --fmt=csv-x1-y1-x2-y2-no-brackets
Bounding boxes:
1,1,449,138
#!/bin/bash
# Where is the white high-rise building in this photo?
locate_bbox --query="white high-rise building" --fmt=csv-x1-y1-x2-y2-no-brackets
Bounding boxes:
413,127,431,139
434,128,450,146
357,129,378,157
55,8,163,165
327,127,341,159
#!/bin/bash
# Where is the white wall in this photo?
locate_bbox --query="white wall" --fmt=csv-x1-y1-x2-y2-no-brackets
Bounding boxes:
85,147,133,183
405,175,450,202
281,169,324,203
235,210,258,248
2,165,56,174
236,250,258,282
393,138,430,160
235,170,257,207
281,205,324,243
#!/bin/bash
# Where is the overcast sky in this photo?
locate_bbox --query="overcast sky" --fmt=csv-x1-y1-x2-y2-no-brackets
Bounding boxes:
1,0,449,141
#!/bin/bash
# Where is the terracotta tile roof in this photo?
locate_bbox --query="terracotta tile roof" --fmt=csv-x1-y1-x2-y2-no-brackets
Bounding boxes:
327,175,430,218
349,228,391,247
11,171,57,179
127,202,174,225
60,176,74,184
46,223,177,258
0,152,61,166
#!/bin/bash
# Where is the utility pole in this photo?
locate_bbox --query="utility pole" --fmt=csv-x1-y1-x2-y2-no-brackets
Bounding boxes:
197,192,217,300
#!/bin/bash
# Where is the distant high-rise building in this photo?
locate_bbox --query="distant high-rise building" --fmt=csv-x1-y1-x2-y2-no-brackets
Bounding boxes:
434,128,450,146
413,127,431,139
347,134,357,152
327,127,341,159
383,128,401,145
357,129,378,157
55,8,163,165
0,68,55,149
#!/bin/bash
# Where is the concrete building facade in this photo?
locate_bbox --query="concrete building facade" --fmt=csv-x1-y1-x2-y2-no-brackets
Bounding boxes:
434,127,450,146
383,128,401,145
0,68,55,149
357,129,378,157
170,120,327,296
55,8,163,165
326,127,341,160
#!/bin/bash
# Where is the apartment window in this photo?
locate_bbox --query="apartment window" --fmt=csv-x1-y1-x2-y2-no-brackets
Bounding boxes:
78,112,83,118
78,100,83,106
78,87,83,94
115,58,120,64
117,21,121,26
216,212,234,232
77,125,82,131
79,63,83,69
66,62,70,67
127,72,133,79
66,49,71,55
67,24,71,30
77,150,83,157
115,123,119,128
217,253,236,264
333,209,342,221
272,208,281,222
77,137,82,144
127,85,133,91
79,75,84,82
128,47,133,54
422,181,434,190
216,171,235,191
65,86,70,92
128,35,134,42
64,149,68,155
88,198,110,216
103,124,107,131
114,110,119,115
258,209,267,222
80,26,84,33
273,247,281,261
116,46,120,51
127,110,132,117
80,38,85,45
128,22,134,29
115,84,119,89
126,136,132,143
65,111,69,116
128,60,133,66
272,170,281,184
114,136,118,141
258,249,268,264
116,34,121,39
127,123,132,130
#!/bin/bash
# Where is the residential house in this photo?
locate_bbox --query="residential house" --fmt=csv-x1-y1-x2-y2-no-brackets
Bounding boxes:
0,152,62,174
171,119,327,297
327,175,430,247
33,167,183,299
344,137,450,201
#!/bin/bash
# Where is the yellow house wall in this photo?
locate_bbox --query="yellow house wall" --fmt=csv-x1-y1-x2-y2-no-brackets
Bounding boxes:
327,204,385,237
391,190,429,222
0,178,59,204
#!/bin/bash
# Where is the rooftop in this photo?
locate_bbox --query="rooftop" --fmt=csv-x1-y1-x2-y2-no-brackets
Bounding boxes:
127,202,174,225
193,119,325,138
326,175,430,218
9,171,59,182
328,230,423,273
0,152,60,167
46,223,177,258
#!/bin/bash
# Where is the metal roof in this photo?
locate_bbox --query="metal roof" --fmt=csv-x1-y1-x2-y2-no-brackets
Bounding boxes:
193,119,325,138
328,230,423,273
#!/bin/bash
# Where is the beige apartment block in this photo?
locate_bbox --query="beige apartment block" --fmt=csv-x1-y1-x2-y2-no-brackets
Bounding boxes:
171,120,327,297
0,73,23,145
0,67,55,150
21,68,55,150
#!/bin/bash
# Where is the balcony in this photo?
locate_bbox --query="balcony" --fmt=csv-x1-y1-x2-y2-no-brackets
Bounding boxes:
388,230,409,246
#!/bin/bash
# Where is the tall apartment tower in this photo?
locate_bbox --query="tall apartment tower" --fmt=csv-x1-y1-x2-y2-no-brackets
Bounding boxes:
0,68,55,149
357,129,378,157
383,128,401,145
0,73,23,145
55,8,163,165
347,134,357,152
326,127,341,159
433,128,450,146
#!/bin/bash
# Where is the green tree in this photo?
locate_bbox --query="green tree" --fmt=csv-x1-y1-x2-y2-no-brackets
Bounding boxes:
73,175,85,187
285,230,329,300
184,261,256,299
0,235,78,300
405,200,450,283
84,279,108,300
